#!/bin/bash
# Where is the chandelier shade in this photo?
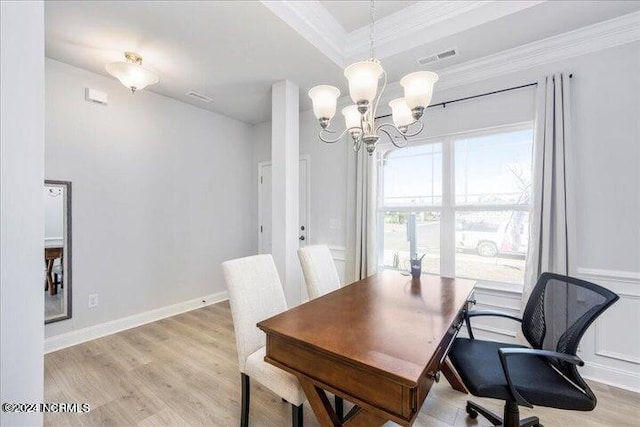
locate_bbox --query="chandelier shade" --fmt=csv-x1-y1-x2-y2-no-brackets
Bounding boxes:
400,71,438,110
106,52,159,93
308,85,341,122
342,105,361,129
389,98,413,129
343,60,384,106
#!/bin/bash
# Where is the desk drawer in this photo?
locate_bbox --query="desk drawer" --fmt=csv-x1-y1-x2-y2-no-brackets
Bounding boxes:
266,335,411,422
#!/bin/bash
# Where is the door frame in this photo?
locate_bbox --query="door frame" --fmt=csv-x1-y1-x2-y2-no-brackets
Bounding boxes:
257,155,311,254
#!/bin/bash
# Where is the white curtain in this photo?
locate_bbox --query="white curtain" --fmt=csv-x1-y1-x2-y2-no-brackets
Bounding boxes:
353,148,378,280
521,73,572,314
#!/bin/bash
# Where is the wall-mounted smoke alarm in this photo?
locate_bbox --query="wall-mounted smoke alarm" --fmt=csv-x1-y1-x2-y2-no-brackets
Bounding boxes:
85,88,108,105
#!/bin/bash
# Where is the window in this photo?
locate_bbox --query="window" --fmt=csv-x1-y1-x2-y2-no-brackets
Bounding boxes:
377,124,534,286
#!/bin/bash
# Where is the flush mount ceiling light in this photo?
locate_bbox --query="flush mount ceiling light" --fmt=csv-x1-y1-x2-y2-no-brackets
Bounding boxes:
308,0,438,155
106,52,159,93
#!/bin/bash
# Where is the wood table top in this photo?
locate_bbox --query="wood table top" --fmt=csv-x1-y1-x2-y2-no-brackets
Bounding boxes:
258,270,475,387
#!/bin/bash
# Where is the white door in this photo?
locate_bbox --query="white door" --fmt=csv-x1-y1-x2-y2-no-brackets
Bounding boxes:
258,157,309,254
258,157,310,300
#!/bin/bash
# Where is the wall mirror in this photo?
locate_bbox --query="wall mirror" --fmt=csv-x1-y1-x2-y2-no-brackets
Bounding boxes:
44,180,72,323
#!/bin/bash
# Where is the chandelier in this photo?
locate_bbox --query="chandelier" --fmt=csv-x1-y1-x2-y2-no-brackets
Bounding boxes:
106,52,159,93
308,0,438,155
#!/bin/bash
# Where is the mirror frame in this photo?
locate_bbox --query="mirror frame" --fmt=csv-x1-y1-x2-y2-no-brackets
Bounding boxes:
45,180,72,324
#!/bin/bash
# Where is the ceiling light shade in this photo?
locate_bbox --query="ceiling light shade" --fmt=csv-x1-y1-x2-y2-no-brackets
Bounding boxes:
342,105,361,129
308,85,341,123
389,98,413,129
106,52,159,93
400,71,439,110
344,60,384,106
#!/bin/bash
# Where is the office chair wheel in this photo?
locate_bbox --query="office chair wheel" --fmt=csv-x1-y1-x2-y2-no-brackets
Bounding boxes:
466,403,478,419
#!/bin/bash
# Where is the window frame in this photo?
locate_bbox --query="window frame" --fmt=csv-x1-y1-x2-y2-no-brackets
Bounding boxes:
376,121,534,288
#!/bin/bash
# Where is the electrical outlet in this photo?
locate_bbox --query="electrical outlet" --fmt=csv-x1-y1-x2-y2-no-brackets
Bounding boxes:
88,294,99,308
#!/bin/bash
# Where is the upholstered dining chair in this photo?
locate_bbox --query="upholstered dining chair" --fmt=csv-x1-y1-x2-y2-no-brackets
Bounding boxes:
297,245,341,299
222,254,306,427
296,244,344,419
448,272,619,427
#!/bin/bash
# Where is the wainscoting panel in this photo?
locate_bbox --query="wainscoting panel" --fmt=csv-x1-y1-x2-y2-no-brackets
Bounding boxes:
576,268,640,392
459,283,522,342
329,245,347,285
594,294,640,364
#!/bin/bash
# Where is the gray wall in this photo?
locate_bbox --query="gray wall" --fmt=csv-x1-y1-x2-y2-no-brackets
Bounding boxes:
44,58,256,338
1,2,45,425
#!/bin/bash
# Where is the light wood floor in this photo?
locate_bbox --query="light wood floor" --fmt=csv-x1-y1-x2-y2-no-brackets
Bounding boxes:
45,302,640,427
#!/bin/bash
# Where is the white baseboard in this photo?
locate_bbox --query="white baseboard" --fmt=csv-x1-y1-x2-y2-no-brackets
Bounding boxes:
44,291,229,354
582,361,640,394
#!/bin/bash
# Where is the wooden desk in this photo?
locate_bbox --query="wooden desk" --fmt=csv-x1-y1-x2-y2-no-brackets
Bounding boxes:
258,270,475,426
45,246,63,296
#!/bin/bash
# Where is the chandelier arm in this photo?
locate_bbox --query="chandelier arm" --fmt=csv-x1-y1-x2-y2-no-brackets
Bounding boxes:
319,127,363,144
375,117,424,139
371,68,388,125
403,119,425,138
376,123,409,148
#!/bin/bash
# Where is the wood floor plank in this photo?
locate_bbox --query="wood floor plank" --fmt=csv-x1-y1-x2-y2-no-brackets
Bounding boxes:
44,301,640,427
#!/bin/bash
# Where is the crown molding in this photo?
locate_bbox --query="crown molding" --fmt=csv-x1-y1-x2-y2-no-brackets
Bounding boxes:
261,1,545,68
434,10,640,90
260,0,347,67
345,1,487,60
347,1,546,61
374,11,640,106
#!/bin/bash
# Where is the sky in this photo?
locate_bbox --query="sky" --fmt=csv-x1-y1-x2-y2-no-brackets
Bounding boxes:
382,128,534,206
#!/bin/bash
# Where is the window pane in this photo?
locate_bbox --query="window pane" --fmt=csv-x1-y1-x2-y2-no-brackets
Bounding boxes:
455,211,529,284
381,211,440,274
382,143,442,207
455,128,533,205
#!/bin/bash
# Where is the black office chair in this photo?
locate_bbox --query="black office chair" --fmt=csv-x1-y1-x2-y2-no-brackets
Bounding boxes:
448,272,619,427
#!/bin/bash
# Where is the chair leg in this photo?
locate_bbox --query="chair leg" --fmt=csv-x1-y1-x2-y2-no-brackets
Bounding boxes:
335,396,343,421
291,403,303,427
466,400,502,426
241,373,250,427
465,400,541,427
519,416,541,427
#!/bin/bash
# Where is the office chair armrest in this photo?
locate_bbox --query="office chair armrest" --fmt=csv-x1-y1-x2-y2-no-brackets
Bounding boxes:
464,310,522,340
497,348,585,408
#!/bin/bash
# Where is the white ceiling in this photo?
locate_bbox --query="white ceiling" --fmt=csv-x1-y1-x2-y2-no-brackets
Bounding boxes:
320,1,419,33
44,1,640,125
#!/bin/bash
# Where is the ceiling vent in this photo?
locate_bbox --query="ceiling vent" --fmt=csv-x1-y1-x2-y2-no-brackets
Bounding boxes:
186,91,213,103
417,48,458,66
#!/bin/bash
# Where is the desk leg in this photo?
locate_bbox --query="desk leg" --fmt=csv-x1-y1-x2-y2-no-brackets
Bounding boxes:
341,406,387,427
296,375,387,427
297,376,341,427
441,357,468,394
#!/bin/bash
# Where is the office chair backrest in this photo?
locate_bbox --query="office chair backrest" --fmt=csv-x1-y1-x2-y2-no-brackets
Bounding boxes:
522,272,619,391
222,254,288,373
297,245,341,299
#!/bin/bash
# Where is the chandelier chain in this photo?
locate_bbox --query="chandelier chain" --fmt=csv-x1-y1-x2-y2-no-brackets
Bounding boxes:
369,0,375,59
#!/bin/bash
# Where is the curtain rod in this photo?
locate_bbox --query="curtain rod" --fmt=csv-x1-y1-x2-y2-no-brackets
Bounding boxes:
376,74,573,119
